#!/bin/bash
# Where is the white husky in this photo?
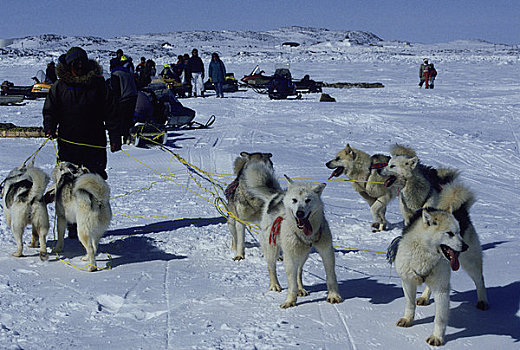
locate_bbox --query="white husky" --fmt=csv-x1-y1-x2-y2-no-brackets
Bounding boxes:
52,162,112,272
393,182,488,346
1,160,50,260
254,175,342,308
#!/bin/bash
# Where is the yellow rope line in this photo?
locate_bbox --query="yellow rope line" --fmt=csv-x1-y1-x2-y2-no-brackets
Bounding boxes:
45,136,385,257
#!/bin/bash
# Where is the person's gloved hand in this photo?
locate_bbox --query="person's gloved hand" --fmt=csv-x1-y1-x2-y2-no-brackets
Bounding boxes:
44,129,57,139
110,141,122,153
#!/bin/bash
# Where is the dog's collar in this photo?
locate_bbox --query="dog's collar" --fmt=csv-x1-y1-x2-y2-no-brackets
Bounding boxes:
370,162,388,170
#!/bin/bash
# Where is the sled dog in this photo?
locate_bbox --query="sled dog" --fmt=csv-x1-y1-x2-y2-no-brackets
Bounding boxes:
1,160,50,260
254,175,342,308
326,144,415,231
52,162,112,272
382,145,459,225
225,152,281,260
393,183,488,346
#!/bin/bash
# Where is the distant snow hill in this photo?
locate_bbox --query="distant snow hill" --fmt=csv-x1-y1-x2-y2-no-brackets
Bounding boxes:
0,26,516,66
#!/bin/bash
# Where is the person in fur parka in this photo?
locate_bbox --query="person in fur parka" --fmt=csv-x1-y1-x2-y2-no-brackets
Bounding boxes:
43,47,121,179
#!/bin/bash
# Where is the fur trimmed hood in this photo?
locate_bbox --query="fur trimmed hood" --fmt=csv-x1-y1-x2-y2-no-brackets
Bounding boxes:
56,59,104,86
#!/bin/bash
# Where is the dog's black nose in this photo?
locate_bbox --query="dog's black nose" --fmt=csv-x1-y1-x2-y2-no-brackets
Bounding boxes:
461,242,469,252
296,210,305,218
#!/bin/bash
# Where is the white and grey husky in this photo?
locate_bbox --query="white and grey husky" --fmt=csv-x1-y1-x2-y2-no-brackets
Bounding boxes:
382,145,459,225
52,162,112,272
1,160,50,260
225,152,281,260
253,175,342,308
393,182,488,346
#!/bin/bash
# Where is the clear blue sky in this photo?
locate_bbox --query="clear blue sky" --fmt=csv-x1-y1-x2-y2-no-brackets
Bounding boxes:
1,0,518,44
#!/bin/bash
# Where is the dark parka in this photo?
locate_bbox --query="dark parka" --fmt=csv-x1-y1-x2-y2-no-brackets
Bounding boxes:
43,59,120,178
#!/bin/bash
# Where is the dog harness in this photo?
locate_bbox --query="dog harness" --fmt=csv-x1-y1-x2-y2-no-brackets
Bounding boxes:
369,162,388,170
224,178,239,201
269,216,322,247
269,216,283,245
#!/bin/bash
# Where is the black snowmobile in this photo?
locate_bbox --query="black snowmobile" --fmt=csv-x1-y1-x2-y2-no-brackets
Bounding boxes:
267,68,301,100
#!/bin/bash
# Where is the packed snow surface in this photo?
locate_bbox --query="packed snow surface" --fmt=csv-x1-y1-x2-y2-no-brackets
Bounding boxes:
0,28,519,349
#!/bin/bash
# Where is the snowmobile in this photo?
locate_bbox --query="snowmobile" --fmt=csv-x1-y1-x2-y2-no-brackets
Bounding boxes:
1,70,51,100
242,65,322,97
130,82,215,147
293,75,323,93
204,73,239,93
240,65,272,92
267,67,301,100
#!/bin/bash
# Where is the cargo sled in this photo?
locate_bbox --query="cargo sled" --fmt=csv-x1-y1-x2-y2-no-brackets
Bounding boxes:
204,73,239,93
130,82,214,147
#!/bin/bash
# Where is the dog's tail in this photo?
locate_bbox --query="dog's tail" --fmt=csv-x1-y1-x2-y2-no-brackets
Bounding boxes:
437,167,460,184
26,167,50,201
73,173,110,205
243,162,282,200
436,182,476,213
390,144,416,158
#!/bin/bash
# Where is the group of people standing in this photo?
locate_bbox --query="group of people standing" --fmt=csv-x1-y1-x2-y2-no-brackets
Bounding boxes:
419,58,437,89
160,48,227,98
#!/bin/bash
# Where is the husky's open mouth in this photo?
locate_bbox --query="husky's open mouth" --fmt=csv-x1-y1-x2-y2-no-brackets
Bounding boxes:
296,214,313,236
384,175,397,187
441,244,460,271
328,166,345,179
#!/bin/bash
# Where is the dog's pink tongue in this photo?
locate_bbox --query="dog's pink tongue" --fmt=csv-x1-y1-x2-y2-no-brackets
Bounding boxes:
298,218,313,236
449,249,460,271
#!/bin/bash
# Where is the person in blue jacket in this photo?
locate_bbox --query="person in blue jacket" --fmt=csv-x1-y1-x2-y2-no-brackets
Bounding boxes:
208,52,226,98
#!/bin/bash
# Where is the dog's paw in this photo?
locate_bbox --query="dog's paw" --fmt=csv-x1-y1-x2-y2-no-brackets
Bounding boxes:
12,251,23,258
396,317,413,327
326,293,343,304
39,251,49,261
477,301,489,310
233,255,245,261
371,223,384,232
29,241,38,248
416,297,430,306
269,284,282,292
81,255,89,262
87,265,98,272
280,300,296,309
426,335,443,346
51,244,64,254
298,288,309,297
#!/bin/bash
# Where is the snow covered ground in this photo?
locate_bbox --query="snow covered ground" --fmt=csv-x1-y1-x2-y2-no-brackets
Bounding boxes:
0,28,519,349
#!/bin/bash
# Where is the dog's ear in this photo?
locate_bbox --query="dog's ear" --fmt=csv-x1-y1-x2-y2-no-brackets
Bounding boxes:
345,144,352,153
408,156,419,170
422,209,436,226
239,151,250,159
312,183,326,196
284,174,293,184
266,153,273,158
